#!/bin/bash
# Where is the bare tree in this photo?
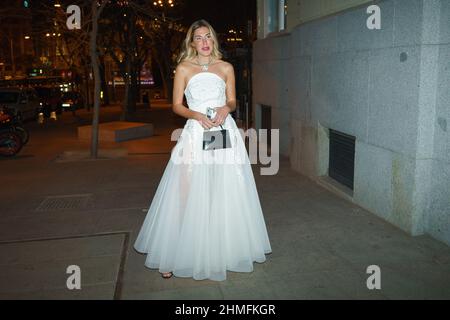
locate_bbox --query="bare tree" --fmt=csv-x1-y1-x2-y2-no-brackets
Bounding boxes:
135,1,186,102
34,1,108,158
26,0,185,157
99,3,138,120
90,0,108,158
99,0,185,117
98,1,158,120
33,2,92,106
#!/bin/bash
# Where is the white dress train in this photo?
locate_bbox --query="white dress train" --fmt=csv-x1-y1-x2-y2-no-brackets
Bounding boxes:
134,72,272,281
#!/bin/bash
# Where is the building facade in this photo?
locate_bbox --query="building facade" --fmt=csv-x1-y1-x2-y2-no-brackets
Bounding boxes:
0,0,34,78
253,0,450,246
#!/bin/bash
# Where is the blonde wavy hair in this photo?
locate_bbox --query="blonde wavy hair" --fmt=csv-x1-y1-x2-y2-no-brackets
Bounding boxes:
177,19,222,64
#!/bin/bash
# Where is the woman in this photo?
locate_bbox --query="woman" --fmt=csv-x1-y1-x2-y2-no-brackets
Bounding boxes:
134,20,272,281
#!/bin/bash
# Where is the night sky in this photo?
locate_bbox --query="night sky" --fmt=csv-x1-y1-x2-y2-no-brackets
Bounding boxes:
181,0,256,34
25,0,256,36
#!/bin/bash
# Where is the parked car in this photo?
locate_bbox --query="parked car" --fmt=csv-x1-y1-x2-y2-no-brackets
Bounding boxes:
0,87,40,121
61,92,84,112
35,86,62,117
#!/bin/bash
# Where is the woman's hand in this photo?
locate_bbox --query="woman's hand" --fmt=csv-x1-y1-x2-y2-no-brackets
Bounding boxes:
211,106,231,127
195,112,216,130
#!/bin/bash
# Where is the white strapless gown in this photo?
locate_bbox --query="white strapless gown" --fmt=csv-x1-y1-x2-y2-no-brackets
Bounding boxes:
134,72,272,281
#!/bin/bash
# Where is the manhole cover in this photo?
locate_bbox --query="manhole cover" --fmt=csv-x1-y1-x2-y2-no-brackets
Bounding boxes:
36,194,92,212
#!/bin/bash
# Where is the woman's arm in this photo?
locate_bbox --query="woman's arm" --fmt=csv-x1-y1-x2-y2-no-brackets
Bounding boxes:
212,62,236,126
224,63,237,113
172,64,199,120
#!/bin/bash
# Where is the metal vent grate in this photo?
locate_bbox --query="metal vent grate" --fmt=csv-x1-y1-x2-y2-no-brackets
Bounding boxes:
36,194,92,212
329,129,355,190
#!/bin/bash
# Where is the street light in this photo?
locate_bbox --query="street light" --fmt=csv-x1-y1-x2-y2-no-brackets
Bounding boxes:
152,0,175,22
153,0,175,8
227,29,243,43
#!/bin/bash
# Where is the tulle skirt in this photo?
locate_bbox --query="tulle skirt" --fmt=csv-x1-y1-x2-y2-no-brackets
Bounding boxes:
133,116,272,281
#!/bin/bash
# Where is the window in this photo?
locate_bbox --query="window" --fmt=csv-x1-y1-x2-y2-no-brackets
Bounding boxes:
258,0,288,38
279,0,287,31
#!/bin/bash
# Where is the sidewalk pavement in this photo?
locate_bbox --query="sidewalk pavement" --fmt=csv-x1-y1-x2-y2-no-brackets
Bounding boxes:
0,102,449,300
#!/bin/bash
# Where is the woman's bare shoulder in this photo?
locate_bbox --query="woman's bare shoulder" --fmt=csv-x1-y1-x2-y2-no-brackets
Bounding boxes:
176,61,195,80
179,60,200,73
216,60,234,72
176,61,190,72
216,61,234,79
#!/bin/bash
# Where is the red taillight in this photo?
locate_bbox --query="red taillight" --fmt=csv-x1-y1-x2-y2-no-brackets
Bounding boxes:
0,113,12,122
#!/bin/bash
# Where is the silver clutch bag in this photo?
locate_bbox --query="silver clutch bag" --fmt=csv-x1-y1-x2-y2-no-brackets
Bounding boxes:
202,107,232,151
